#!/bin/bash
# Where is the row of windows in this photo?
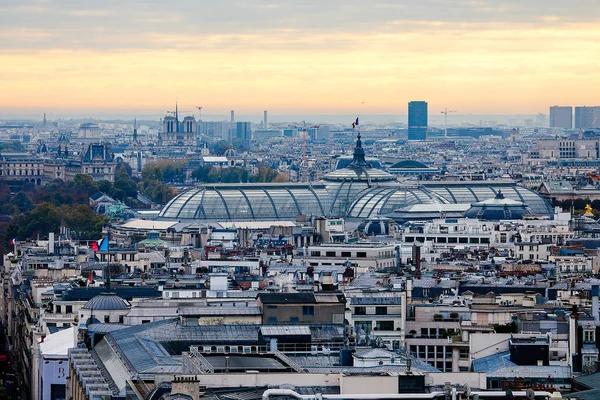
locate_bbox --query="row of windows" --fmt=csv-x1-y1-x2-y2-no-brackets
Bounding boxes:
1,169,43,176
354,306,398,316
355,320,395,331
405,236,490,244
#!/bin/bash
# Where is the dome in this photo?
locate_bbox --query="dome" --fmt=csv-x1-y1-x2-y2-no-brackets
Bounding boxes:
390,160,429,169
464,191,533,220
82,292,130,310
356,218,391,236
322,132,395,183
346,186,448,219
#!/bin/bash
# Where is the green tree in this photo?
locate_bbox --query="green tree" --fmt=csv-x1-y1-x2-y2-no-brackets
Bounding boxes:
6,202,62,240
60,204,108,239
71,174,99,194
10,192,34,213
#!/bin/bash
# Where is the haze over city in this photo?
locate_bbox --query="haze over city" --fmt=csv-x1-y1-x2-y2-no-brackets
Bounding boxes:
2,0,600,117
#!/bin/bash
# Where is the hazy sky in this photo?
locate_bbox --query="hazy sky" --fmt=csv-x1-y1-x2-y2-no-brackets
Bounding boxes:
1,0,599,116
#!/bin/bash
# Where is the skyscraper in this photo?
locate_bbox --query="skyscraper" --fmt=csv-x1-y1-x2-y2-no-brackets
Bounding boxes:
235,122,252,142
408,101,428,141
264,110,268,129
575,106,600,129
549,106,573,129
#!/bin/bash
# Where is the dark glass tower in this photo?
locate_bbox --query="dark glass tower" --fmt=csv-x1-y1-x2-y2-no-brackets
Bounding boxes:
408,101,428,141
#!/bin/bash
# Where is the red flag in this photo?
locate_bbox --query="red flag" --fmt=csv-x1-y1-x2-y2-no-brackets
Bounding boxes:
88,272,93,283
91,241,99,252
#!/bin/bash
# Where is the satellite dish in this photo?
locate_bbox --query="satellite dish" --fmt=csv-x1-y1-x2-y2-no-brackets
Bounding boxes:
526,388,535,400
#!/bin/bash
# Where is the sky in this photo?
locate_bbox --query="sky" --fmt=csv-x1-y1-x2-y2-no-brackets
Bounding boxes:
1,0,600,118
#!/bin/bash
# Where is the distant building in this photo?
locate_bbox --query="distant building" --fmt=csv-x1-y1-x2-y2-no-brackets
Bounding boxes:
549,106,573,129
234,121,252,142
81,143,116,182
408,101,428,141
161,104,197,146
575,106,600,130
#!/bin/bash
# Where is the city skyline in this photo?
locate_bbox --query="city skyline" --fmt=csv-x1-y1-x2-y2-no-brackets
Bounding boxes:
2,0,600,115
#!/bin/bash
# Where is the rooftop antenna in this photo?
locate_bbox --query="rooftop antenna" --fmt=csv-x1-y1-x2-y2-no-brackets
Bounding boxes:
441,108,457,138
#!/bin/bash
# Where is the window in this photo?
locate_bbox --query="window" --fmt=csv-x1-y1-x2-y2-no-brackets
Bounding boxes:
341,251,351,258
448,237,458,243
459,238,468,244
354,306,366,315
65,305,72,314
311,251,321,257
267,305,278,309
303,306,315,316
268,317,277,324
356,252,367,258
584,330,595,343
119,315,124,324
55,305,61,313
104,315,110,323
290,317,299,323
375,307,387,315
459,348,469,359
375,321,394,331
326,251,336,257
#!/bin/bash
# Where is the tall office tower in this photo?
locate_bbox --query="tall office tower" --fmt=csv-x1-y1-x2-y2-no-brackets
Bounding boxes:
43,113,47,127
549,106,573,129
408,101,428,141
231,110,235,123
575,106,600,129
264,110,268,129
235,122,252,142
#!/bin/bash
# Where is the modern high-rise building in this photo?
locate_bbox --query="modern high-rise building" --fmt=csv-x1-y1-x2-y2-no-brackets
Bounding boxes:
408,101,428,141
575,106,600,129
264,110,268,129
234,122,252,142
549,106,573,129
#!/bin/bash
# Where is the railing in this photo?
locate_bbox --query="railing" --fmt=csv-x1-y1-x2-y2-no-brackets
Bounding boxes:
183,347,215,374
273,351,304,373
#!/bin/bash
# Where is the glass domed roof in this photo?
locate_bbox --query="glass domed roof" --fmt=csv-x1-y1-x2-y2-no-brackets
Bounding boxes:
322,132,396,183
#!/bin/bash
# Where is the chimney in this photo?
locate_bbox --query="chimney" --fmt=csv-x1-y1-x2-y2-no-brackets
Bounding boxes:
225,356,230,372
592,285,599,322
171,376,200,400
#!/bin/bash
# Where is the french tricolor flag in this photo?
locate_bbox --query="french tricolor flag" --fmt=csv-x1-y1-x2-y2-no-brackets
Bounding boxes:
351,117,359,129
9,238,16,245
90,238,109,252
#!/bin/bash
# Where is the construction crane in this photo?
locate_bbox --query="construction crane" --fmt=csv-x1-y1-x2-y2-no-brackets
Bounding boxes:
441,108,457,138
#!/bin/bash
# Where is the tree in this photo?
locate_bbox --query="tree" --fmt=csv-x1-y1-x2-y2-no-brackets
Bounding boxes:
6,202,62,240
10,192,34,213
71,174,99,194
60,204,108,239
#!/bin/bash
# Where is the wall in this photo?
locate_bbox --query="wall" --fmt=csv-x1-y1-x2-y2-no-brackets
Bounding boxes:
340,374,399,395
469,333,511,360
426,372,487,390
154,372,338,389
39,356,69,400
